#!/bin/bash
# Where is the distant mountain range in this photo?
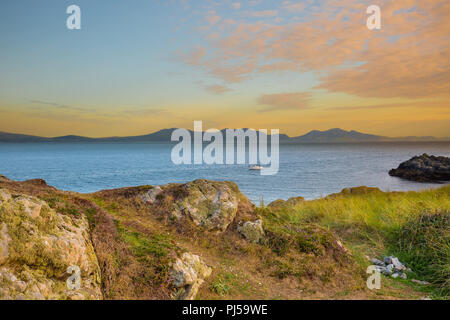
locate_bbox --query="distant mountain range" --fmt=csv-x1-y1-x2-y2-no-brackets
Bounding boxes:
0,128,448,143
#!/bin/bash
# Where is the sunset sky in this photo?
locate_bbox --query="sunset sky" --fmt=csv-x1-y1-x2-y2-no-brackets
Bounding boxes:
0,0,449,138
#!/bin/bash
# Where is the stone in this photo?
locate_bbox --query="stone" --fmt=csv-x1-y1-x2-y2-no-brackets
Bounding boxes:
0,223,12,265
391,257,406,271
0,189,102,300
383,264,394,276
391,273,400,279
170,180,241,232
370,258,385,266
375,266,387,273
141,186,163,204
237,219,264,243
399,273,407,280
268,196,305,209
384,256,393,265
170,252,212,300
389,154,450,182
412,279,430,285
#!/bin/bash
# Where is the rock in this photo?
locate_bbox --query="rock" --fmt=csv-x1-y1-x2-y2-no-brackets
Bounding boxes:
391,257,406,271
384,256,393,265
389,154,450,182
383,264,394,276
370,258,385,266
0,189,102,300
268,196,304,209
399,273,407,280
170,252,212,300
375,266,387,273
412,279,430,285
0,223,12,265
327,186,382,198
237,219,264,243
141,186,163,204
169,180,243,232
391,273,400,279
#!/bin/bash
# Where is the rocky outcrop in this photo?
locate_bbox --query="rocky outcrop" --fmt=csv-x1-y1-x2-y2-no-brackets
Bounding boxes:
237,219,265,243
389,154,450,182
326,186,382,198
268,196,304,210
0,189,102,300
170,252,212,300
146,179,256,233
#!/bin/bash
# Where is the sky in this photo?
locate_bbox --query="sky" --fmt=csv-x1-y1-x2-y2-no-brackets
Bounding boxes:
0,0,449,138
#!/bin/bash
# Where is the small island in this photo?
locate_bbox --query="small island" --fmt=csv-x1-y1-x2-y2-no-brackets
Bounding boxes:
389,154,450,182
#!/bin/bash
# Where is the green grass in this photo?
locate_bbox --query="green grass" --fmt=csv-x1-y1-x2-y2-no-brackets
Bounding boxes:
114,220,181,286
209,271,254,297
259,186,450,298
391,211,449,296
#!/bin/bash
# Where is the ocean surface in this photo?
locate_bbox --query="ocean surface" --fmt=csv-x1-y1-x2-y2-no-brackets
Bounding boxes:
0,142,449,204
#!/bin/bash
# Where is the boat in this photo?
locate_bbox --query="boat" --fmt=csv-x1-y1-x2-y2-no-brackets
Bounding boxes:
249,165,263,170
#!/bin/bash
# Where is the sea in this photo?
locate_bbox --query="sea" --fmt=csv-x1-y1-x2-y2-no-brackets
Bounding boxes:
0,142,449,204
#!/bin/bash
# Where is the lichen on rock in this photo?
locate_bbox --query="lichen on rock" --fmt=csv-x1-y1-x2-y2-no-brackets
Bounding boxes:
170,252,212,300
141,186,163,205
0,188,102,300
171,180,240,232
237,219,265,243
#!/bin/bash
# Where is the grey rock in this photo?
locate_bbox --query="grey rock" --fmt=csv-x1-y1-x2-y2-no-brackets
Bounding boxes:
412,279,430,285
391,273,400,279
371,258,385,266
399,273,407,280
391,257,406,271
384,256,393,265
375,266,387,273
383,264,394,276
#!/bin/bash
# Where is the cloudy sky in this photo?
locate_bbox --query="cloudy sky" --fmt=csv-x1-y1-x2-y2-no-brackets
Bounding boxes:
0,0,449,137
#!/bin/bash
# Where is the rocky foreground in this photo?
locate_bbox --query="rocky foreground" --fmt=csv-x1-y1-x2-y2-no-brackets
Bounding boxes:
0,174,447,300
389,154,450,182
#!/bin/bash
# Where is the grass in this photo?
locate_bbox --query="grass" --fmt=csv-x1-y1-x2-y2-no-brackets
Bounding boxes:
3,175,448,300
114,220,181,287
392,211,449,296
260,185,450,298
209,271,254,297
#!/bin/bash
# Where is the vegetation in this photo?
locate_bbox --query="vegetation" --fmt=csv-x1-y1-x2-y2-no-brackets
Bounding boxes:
1,173,448,300
260,186,450,298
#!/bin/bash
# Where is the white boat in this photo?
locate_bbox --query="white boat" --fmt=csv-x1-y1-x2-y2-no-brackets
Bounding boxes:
249,165,263,170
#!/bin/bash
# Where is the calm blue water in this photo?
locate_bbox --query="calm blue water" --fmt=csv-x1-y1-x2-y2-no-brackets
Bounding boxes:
0,142,449,204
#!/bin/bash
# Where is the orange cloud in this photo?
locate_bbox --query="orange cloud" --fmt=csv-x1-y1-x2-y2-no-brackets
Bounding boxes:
183,0,450,100
257,92,312,112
